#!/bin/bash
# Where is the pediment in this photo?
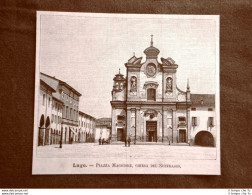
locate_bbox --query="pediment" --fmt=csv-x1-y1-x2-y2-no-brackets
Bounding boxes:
143,81,159,89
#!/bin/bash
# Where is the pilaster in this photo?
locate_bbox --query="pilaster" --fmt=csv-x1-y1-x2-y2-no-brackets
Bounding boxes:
187,108,191,145
163,107,168,143
126,108,131,138
135,108,141,142
111,108,117,141
172,108,177,143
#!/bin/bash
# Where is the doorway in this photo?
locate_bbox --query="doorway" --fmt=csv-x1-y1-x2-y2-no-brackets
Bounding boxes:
146,121,157,142
117,128,123,141
179,129,186,143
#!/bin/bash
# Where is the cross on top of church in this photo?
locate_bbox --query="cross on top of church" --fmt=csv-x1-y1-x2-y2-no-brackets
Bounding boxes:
150,34,153,46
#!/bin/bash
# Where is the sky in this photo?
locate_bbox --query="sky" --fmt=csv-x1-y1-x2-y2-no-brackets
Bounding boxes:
38,13,218,118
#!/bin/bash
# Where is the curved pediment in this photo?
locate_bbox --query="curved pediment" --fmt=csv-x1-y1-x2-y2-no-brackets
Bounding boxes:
144,109,158,117
143,81,159,89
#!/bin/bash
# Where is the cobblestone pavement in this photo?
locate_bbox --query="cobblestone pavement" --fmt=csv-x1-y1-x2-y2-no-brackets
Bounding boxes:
36,143,217,160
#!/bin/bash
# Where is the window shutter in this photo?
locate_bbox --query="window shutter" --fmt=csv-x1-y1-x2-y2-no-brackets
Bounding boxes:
197,117,200,126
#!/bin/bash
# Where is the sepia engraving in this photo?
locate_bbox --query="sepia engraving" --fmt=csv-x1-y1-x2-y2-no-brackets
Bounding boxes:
33,12,220,175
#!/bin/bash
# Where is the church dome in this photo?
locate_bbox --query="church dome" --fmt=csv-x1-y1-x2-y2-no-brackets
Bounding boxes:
144,35,160,59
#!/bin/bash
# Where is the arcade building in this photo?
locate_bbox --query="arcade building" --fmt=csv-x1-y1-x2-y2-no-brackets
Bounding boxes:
110,37,216,146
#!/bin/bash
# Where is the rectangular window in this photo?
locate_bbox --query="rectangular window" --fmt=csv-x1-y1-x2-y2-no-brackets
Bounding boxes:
192,117,197,126
147,88,156,101
66,106,69,118
208,108,213,111
178,117,186,122
191,108,196,111
117,115,124,120
209,117,214,126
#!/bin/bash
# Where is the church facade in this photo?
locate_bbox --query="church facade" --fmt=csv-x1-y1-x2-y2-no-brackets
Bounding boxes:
110,37,216,146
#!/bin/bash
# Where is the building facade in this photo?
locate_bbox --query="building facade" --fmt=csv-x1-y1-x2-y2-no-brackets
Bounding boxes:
78,111,96,143
95,118,112,142
111,38,216,146
38,73,96,146
38,79,56,146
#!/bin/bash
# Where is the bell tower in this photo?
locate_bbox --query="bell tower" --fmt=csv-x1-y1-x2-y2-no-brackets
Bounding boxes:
112,69,126,101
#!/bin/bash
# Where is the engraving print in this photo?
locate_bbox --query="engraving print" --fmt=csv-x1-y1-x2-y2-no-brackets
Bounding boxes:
33,12,220,175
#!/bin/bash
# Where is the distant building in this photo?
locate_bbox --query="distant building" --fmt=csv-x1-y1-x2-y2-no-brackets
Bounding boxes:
50,95,64,145
78,111,96,143
95,118,112,142
38,72,96,146
110,37,216,146
38,79,57,146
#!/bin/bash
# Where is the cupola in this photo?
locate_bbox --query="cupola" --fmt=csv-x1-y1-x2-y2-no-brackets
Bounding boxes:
144,35,160,59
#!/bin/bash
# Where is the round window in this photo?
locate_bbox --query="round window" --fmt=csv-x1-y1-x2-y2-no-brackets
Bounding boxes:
146,63,156,76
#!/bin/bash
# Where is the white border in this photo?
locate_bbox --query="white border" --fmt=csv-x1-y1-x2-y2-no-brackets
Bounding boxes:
32,11,220,175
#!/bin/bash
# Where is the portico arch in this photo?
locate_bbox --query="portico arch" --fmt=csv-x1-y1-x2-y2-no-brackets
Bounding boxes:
194,131,214,147
38,115,45,146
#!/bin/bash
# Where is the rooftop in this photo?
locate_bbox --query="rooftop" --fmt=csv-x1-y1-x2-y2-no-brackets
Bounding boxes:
40,72,82,96
191,94,215,107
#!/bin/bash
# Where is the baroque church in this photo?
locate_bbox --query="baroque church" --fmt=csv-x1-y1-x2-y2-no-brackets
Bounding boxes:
110,36,216,146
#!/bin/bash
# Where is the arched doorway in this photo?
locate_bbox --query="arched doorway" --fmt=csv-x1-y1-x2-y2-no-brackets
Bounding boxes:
38,115,45,146
194,131,214,147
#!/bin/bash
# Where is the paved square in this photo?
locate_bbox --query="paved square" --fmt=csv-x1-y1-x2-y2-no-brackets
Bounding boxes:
36,143,217,160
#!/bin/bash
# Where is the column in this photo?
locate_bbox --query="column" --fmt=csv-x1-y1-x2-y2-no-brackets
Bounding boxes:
135,108,140,142
126,108,131,139
48,128,51,145
186,108,191,145
143,118,146,142
111,108,117,142
163,107,168,143
172,108,177,143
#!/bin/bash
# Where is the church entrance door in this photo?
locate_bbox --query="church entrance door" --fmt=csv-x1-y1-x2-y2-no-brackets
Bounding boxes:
117,128,123,141
179,129,186,143
146,121,157,142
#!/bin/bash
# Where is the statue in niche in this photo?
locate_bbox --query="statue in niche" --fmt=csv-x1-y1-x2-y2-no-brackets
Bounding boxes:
166,77,173,92
130,76,137,92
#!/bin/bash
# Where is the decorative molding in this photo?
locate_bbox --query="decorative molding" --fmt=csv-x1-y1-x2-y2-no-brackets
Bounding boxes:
143,81,159,89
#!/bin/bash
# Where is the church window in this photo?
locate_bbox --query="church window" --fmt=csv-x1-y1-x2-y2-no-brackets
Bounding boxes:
178,117,185,122
117,115,124,120
147,88,156,101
